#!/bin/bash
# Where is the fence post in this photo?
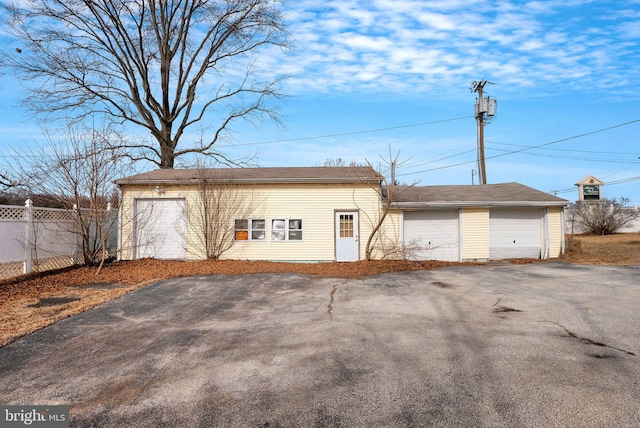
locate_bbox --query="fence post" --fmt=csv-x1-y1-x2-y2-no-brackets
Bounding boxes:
116,197,122,261
23,199,33,274
106,202,112,259
72,204,79,265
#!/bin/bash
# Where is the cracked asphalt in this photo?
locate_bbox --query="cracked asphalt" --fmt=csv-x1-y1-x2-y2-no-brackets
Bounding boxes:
1,263,639,427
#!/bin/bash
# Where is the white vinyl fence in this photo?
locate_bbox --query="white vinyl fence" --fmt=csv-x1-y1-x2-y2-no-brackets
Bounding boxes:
0,200,117,280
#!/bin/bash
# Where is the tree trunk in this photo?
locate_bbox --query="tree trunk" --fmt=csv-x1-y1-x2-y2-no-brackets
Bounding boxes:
160,142,175,169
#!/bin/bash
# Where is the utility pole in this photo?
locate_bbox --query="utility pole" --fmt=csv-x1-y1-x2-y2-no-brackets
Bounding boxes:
391,160,396,186
471,80,496,185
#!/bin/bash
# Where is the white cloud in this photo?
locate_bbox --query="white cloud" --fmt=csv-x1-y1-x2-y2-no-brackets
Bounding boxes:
619,21,640,39
277,0,639,98
339,34,394,51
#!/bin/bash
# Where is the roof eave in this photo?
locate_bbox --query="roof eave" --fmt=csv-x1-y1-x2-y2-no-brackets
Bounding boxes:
116,177,382,186
390,201,569,209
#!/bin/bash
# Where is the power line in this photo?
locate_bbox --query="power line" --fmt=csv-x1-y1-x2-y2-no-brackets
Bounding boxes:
485,118,640,160
608,175,640,185
552,175,640,195
0,115,474,159
402,147,476,170
217,115,473,147
487,141,638,156
398,118,640,177
487,147,638,163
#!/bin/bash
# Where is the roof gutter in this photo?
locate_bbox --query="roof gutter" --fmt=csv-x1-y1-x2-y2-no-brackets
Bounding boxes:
116,177,383,186
390,201,569,209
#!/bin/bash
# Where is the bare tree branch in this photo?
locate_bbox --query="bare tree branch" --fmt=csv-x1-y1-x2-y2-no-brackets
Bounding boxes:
360,148,419,261
189,160,263,259
9,123,130,266
2,0,289,168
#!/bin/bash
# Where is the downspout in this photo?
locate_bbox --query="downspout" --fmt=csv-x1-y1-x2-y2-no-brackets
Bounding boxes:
542,208,550,259
400,209,405,260
561,206,566,256
116,189,122,261
457,208,463,262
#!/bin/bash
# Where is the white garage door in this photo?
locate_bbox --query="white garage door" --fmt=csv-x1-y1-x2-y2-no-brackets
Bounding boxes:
490,209,541,259
135,199,187,259
403,211,459,261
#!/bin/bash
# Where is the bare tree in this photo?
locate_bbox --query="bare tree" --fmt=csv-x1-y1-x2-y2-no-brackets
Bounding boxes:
360,149,418,261
190,164,262,259
570,198,640,235
3,0,289,168
322,158,361,167
0,172,16,190
11,123,128,267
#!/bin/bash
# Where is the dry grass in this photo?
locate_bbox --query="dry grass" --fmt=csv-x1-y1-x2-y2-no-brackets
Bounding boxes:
562,233,640,265
1,234,638,348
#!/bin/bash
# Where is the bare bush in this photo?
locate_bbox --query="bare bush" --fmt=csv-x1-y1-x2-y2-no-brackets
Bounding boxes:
569,198,640,235
9,124,129,267
191,167,262,259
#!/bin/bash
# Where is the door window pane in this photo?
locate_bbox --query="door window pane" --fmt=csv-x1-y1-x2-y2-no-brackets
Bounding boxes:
340,214,354,238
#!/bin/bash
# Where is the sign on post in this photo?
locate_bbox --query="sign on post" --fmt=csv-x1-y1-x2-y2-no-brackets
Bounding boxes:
582,184,600,200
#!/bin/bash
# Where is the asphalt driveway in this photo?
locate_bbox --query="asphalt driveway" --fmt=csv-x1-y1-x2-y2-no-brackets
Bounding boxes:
1,263,639,427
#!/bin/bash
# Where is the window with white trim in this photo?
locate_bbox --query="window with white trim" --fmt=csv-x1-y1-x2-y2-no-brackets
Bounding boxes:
271,218,303,241
234,218,266,241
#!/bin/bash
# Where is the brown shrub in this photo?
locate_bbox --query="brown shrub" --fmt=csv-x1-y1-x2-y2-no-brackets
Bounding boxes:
564,237,583,256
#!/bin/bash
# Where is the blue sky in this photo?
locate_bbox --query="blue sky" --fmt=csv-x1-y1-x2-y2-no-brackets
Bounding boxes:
1,0,640,204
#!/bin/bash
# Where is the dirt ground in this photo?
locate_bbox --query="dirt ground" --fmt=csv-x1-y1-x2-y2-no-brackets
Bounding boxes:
1,233,638,347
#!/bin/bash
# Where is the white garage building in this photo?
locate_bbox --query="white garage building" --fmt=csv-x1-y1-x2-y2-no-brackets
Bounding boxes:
389,183,569,262
115,167,568,263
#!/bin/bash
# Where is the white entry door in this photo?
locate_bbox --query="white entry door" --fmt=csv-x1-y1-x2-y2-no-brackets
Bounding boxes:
335,211,359,262
135,198,187,259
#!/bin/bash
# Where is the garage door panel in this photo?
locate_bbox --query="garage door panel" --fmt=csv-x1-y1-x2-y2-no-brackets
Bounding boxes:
404,211,459,261
135,199,187,259
490,209,541,259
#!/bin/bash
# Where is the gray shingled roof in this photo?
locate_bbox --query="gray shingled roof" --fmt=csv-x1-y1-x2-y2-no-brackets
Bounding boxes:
387,182,569,207
116,166,382,185
116,168,567,207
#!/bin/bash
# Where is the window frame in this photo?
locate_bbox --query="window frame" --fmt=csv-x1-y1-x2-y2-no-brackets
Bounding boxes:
234,218,266,241
271,218,304,242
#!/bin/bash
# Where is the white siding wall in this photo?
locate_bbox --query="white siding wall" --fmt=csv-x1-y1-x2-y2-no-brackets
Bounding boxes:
223,183,382,261
461,208,490,261
548,207,564,258
120,182,388,262
120,187,202,260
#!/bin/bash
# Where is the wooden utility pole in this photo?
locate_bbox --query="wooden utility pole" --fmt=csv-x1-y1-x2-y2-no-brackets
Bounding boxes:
477,83,486,185
471,80,495,185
